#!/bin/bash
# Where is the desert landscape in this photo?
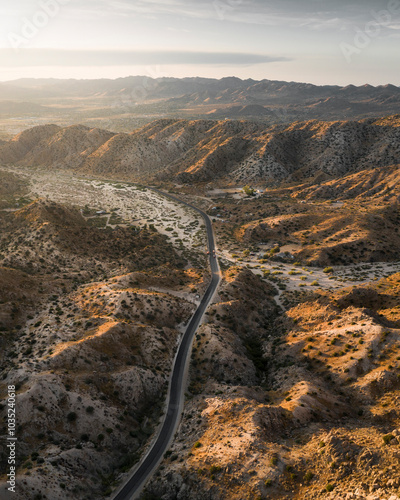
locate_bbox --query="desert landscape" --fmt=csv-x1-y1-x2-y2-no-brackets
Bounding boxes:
2,0,400,497
0,166,210,499
1,108,400,498
0,78,400,141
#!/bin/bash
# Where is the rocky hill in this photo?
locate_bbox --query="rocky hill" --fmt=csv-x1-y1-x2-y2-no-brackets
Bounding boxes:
143,270,400,500
202,170,400,267
1,111,400,499
0,199,207,499
291,164,400,203
1,116,400,186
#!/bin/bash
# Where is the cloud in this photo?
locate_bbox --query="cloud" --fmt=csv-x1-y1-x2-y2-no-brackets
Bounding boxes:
0,48,290,67
62,0,209,19
5,1,399,35
60,0,399,36
89,1,399,22
6,0,400,24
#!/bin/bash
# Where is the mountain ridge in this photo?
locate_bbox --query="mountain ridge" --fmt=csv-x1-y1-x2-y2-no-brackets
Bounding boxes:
1,76,400,126
1,116,399,187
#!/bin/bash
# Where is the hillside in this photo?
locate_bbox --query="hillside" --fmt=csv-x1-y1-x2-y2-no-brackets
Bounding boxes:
0,170,29,208
291,164,400,203
2,159,400,499
1,110,400,499
197,170,400,268
0,198,207,499
1,117,400,186
143,270,400,500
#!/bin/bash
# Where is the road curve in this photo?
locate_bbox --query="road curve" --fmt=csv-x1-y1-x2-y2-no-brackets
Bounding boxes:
112,188,221,500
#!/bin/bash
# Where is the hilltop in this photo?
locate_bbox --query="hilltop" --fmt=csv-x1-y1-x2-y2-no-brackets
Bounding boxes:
1,116,400,187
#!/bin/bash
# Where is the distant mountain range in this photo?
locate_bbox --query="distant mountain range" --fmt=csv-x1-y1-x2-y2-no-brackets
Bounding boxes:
1,116,399,187
1,77,400,124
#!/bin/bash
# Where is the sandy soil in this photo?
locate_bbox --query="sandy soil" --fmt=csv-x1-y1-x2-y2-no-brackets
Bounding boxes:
218,249,400,311
0,166,207,253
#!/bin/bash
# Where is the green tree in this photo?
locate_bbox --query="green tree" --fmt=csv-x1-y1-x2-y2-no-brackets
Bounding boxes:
242,185,255,196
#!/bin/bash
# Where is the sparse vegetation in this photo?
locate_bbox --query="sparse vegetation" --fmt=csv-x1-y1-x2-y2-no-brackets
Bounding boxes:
2,110,400,500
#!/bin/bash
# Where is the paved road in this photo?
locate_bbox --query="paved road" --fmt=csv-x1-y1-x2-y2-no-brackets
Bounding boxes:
112,188,221,500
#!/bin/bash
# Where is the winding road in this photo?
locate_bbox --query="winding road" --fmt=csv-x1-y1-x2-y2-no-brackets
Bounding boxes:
112,189,221,500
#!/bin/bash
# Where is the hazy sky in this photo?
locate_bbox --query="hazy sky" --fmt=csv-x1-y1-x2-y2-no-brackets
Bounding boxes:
0,0,399,84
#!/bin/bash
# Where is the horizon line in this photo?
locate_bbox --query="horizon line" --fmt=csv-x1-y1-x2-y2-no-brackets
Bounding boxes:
1,75,399,89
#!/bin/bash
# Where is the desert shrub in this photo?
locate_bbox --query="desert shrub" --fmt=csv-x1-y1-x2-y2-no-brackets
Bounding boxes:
383,434,394,445
67,412,77,422
210,465,221,474
270,456,278,466
304,471,314,483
